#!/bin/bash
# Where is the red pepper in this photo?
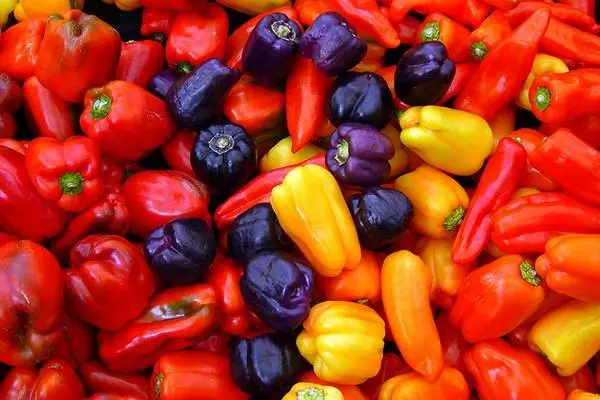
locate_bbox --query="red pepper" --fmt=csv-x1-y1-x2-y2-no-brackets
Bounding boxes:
140,8,175,41
162,130,196,175
508,129,558,192
376,66,409,110
214,153,326,229
559,365,599,395
140,0,206,11
0,139,26,155
418,13,471,63
0,232,17,247
359,353,409,400
123,170,211,237
151,351,249,400
89,395,141,400
30,359,85,400
530,129,600,206
286,57,333,152
0,367,37,399
390,0,490,29
540,115,600,149
186,331,231,355
52,313,95,369
455,9,551,121
469,12,512,61
295,0,332,26
81,361,150,399
480,0,519,10
80,81,177,162
0,73,22,113
491,192,600,254
0,19,45,81
115,40,165,88
540,18,600,67
505,2,597,32
557,0,596,17
440,63,479,104
0,112,16,138
100,159,127,187
436,313,473,388
393,15,421,45
452,138,527,265
166,4,228,71
98,284,218,373
36,11,121,103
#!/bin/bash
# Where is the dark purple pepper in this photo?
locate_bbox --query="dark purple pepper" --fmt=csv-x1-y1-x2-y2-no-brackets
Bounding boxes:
166,59,240,129
394,41,456,106
143,218,216,285
147,69,178,99
298,12,366,76
349,187,414,251
242,13,302,86
327,123,394,187
240,252,314,332
328,72,394,130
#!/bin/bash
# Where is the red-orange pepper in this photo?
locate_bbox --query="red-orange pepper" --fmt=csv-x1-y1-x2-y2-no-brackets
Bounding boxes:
81,361,150,399
418,13,471,63
295,0,332,26
378,367,470,400
140,0,206,11
0,19,45,81
115,40,165,88
469,11,512,61
508,129,558,192
505,1,597,32
393,15,421,45
300,371,369,400
440,63,479,104
557,0,596,18
390,0,490,29
540,115,600,149
568,389,600,400
30,358,85,400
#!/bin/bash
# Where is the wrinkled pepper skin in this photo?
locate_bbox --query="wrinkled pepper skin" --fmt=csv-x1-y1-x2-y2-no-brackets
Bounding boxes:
271,165,361,277
465,339,565,400
399,106,494,176
0,367,37,399
378,367,469,400
29,358,85,400
518,53,569,111
0,241,63,367
81,361,149,399
115,40,165,88
0,19,45,81
297,301,385,385
283,383,344,400
36,11,121,103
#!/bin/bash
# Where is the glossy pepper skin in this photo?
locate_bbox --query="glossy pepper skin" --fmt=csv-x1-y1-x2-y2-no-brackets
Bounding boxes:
378,367,469,400
0,19,45,81
98,284,217,373
539,17,600,67
390,0,490,29
147,69,179,100
140,7,174,40
469,12,512,62
260,137,322,172
541,115,600,149
81,361,149,399
517,54,569,111
394,166,469,239
25,136,105,213
506,2,596,31
359,353,407,400
115,40,164,88
50,313,94,369
297,301,385,385
29,358,85,400
271,165,361,277
400,106,493,176
465,339,565,400
162,130,196,175
418,14,471,63
151,351,249,400
0,367,37,399
36,11,121,103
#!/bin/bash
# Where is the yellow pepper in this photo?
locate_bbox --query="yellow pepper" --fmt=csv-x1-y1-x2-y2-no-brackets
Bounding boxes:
394,165,469,238
381,124,408,178
568,390,600,400
529,300,600,376
101,0,141,11
378,367,469,400
282,383,345,400
216,0,291,15
259,137,322,172
518,54,569,110
14,0,83,20
399,106,493,176
271,165,361,277
490,106,516,151
296,301,385,385
0,0,16,24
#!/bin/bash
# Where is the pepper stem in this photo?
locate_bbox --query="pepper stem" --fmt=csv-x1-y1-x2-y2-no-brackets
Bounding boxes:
443,206,465,233
152,32,167,45
470,41,488,61
175,62,193,75
520,261,542,286
534,87,551,112
334,139,350,166
153,372,164,399
91,94,112,120
420,21,440,42
271,20,297,41
69,0,78,8
60,172,84,196
297,388,326,400
208,134,235,155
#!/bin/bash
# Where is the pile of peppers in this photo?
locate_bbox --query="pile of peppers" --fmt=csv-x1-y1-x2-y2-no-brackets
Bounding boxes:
1,0,600,399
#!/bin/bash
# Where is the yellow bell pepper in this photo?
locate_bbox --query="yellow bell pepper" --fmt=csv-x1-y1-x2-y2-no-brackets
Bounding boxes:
517,54,569,110
378,367,469,400
490,106,516,151
101,0,141,11
0,0,16,25
14,0,83,21
394,165,469,238
568,390,600,400
282,383,345,400
399,106,493,176
271,165,361,277
216,0,291,15
381,124,408,178
296,301,385,385
529,300,600,376
259,137,322,172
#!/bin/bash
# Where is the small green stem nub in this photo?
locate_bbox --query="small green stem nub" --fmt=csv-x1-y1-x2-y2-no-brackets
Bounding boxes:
91,94,112,120
334,139,350,166
69,0,78,8
297,388,326,400
152,32,167,45
60,172,84,196
534,87,552,112
153,372,164,399
176,62,193,75
443,206,465,233
420,21,440,42
520,261,542,286
470,41,488,61
271,20,297,41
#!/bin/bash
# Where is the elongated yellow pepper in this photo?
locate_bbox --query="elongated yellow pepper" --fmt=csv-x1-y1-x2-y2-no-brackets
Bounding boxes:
14,0,83,20
297,301,385,385
282,383,344,400
399,106,493,176
518,54,568,110
381,124,408,178
101,0,141,11
0,0,16,24
259,137,322,172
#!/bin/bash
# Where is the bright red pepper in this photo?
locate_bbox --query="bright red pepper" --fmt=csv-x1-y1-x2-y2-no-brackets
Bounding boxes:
30,358,85,400
469,12,512,61
166,4,228,70
0,112,16,138
140,8,175,41
98,284,218,373
81,81,177,162
115,40,165,88
0,232,17,247
540,18,600,67
507,129,558,192
390,0,490,29
438,63,478,104
52,313,95,369
88,395,141,400
418,13,471,63
359,353,409,400
161,130,196,175
393,15,421,45
505,2,597,32
559,366,599,395
0,19,45,81
479,0,519,10
540,115,600,149
0,73,22,114
36,11,121,103
0,367,37,399
81,361,150,399
455,9,551,121
100,159,127,187
0,139,26,155
558,0,596,17
140,0,206,11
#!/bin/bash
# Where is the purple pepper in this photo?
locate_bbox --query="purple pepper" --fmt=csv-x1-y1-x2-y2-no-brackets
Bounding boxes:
327,123,394,187
147,69,178,99
242,13,302,86
299,12,366,76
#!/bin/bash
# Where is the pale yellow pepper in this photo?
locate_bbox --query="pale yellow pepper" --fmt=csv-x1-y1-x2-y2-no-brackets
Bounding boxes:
381,124,408,178
0,0,16,25
518,54,569,110
259,136,322,172
14,0,83,21
283,383,345,400
101,0,141,11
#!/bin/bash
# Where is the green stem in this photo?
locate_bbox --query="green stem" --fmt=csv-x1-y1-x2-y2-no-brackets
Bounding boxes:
420,21,440,42
334,139,350,166
443,206,465,233
151,32,167,45
534,87,551,112
91,94,112,120
470,41,488,61
60,172,84,196
271,20,297,41
176,62,193,75
297,388,326,400
520,261,542,286
153,372,164,399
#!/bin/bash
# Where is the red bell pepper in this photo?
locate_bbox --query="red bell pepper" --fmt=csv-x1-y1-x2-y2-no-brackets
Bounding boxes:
52,313,95,369
80,81,177,162
0,241,63,367
140,8,175,41
115,40,165,88
0,147,67,242
162,130,196,175
22,76,77,142
452,138,527,265
100,159,127,187
540,18,600,67
25,136,105,213
30,358,85,400
0,367,37,399
390,0,490,29
440,63,479,104
36,11,121,103
469,12,512,61
166,4,228,70
0,19,45,81
436,313,472,388
540,115,600,149
491,192,600,254
0,73,22,113
504,2,597,32
418,13,471,63
0,232,17,247
559,365,599,395
140,0,206,11
151,351,249,400
295,0,331,26
393,15,421,45
359,353,409,400
81,361,150,399
455,8,550,121
479,0,519,10
0,112,16,138
98,284,218,373
123,170,211,237
508,129,558,192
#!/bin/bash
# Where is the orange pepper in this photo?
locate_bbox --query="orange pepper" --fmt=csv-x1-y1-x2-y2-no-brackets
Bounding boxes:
299,371,368,400
378,367,469,400
295,0,333,26
490,105,516,151
568,390,600,400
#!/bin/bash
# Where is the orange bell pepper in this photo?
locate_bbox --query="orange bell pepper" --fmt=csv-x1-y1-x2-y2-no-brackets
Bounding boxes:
378,367,469,400
569,390,600,400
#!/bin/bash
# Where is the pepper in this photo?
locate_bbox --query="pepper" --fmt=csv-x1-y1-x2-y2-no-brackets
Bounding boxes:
0,367,37,399
0,0,15,24
465,339,566,400
148,69,179,99
469,12,512,61
529,300,600,376
283,383,344,400
393,15,420,45
81,80,177,162
98,284,218,373
13,0,83,20
0,18,45,81
216,0,290,15
394,165,470,238
390,0,490,29
51,313,95,369
81,361,149,399
540,18,600,68
381,125,409,178
140,0,205,11
418,14,471,63
378,367,469,400
399,106,494,176
491,192,600,254
569,390,600,400
508,129,558,191
559,366,599,395
507,2,596,32
101,0,140,11
295,0,331,26
518,54,569,111
479,0,517,10
161,130,196,175
559,0,596,17
0,113,16,138
436,313,472,386
541,115,600,149
455,9,551,121
36,11,121,103
259,137,322,172
439,62,479,104
452,137,527,265
382,251,444,381
359,354,408,400
140,8,174,40
271,165,361,277
115,40,165,88
30,358,85,400
297,301,385,385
